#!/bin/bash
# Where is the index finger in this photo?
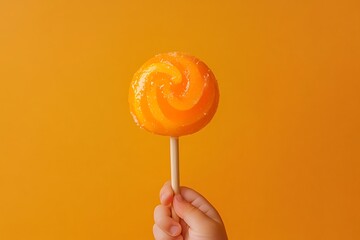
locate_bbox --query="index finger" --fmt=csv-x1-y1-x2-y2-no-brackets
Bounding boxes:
159,181,174,206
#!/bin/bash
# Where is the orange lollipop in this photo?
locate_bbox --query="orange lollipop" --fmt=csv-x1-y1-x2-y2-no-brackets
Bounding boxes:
129,52,219,206
129,52,219,136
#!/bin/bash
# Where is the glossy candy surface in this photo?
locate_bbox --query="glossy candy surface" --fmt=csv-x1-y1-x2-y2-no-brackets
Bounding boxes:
129,52,219,136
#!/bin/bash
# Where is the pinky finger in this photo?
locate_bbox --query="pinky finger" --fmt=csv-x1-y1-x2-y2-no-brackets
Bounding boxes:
153,224,183,240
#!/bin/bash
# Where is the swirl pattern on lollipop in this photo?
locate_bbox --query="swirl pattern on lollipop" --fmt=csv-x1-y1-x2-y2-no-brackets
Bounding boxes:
129,52,219,136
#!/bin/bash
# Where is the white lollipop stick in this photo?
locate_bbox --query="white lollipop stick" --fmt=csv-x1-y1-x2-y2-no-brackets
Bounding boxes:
170,136,180,221
170,137,180,193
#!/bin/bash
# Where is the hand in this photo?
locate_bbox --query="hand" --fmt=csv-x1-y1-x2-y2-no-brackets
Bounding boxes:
153,181,228,240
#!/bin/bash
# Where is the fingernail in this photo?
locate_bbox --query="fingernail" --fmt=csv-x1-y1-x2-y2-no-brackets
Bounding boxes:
169,225,180,236
160,191,170,203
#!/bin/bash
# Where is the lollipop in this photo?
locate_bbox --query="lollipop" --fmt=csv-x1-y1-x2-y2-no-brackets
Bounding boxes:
129,52,219,202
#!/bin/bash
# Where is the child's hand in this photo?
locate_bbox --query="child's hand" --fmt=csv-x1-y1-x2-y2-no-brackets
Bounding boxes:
153,181,228,240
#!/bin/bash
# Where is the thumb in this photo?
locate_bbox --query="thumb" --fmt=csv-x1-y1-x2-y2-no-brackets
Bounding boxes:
173,194,213,231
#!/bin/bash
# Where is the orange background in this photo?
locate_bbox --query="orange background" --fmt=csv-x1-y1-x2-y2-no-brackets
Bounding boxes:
1,1,359,239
